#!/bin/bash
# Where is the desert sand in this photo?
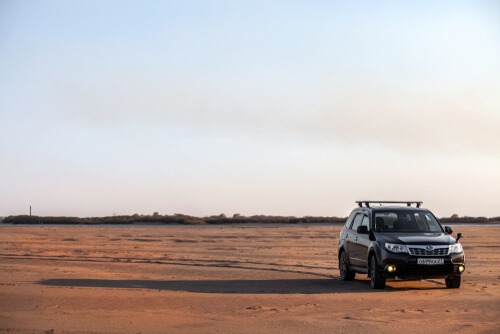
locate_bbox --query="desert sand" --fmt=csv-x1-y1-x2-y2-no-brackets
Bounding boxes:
0,224,499,333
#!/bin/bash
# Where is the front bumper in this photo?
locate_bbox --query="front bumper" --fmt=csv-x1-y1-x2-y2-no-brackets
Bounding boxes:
380,249,465,279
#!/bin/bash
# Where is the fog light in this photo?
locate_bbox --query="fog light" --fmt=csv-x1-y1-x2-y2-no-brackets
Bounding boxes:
458,265,465,273
387,265,396,273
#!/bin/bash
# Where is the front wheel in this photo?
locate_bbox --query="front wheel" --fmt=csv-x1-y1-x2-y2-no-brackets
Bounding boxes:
339,251,355,281
445,275,461,288
370,256,386,289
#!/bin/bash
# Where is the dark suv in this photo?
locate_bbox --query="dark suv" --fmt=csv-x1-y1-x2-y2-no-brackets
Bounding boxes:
338,201,465,289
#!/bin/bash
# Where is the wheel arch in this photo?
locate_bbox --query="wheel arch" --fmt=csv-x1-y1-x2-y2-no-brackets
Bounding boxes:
367,245,381,277
338,246,346,260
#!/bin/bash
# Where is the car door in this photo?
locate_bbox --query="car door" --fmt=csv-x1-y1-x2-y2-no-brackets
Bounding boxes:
346,213,363,266
353,215,371,269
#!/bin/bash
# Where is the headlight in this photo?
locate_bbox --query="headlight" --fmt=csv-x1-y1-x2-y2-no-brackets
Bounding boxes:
449,243,463,254
385,243,408,253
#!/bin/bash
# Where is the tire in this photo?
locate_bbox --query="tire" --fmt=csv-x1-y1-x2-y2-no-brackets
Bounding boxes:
445,275,461,288
339,251,355,281
370,256,386,289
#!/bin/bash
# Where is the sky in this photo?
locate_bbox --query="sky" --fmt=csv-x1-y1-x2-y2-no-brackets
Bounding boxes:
1,0,499,218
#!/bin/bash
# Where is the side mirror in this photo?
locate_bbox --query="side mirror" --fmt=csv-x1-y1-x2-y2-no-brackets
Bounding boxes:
456,232,463,242
357,225,369,234
444,226,453,234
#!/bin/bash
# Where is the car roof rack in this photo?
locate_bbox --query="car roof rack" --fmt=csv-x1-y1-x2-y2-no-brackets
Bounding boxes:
356,201,422,208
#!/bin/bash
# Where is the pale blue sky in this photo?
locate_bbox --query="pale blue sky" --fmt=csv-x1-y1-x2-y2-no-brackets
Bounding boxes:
1,0,499,217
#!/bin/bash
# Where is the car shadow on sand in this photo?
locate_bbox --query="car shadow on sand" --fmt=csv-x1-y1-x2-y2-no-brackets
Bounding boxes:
38,278,445,294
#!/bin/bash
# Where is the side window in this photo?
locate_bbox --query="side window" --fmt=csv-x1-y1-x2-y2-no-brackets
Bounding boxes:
345,212,356,228
351,214,363,231
361,215,370,230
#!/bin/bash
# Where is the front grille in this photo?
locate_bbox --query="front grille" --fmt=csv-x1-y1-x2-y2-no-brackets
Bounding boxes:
409,246,449,256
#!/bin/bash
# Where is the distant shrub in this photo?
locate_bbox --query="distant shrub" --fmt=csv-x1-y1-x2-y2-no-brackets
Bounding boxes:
440,216,490,224
3,213,495,226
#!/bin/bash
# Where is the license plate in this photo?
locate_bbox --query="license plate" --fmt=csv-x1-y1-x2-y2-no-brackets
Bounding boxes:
417,258,444,265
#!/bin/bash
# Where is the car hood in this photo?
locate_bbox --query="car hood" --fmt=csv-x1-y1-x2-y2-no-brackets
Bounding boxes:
377,232,456,245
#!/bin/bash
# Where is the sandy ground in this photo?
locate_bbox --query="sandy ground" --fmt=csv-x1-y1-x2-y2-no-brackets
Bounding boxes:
0,224,499,334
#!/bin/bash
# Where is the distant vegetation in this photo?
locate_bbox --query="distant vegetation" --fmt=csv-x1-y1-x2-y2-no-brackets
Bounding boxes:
1,214,499,225
439,216,500,225
0,214,347,225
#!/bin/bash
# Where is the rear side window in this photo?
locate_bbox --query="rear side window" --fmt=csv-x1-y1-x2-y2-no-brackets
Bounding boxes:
351,214,363,230
344,212,356,228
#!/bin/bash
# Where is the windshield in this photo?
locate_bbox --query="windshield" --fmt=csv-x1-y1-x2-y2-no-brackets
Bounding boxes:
374,211,442,233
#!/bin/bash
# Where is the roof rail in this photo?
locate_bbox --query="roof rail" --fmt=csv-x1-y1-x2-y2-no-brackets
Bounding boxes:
356,201,423,208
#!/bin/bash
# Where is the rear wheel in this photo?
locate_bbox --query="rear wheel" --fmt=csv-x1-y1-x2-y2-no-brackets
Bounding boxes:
339,251,355,281
370,256,386,289
445,275,461,288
